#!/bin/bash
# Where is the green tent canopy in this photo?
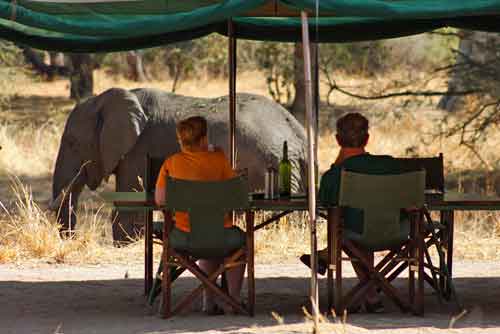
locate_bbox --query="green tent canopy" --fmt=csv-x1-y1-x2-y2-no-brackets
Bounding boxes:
1,0,500,51
3,0,499,322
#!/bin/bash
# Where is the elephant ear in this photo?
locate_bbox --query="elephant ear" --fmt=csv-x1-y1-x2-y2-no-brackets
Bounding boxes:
98,88,148,177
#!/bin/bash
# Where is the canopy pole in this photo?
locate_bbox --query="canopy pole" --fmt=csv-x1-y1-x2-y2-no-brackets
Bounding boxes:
314,43,319,184
301,11,319,330
228,19,237,168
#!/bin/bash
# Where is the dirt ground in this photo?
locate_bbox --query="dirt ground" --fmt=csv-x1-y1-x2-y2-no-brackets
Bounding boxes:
2,261,500,334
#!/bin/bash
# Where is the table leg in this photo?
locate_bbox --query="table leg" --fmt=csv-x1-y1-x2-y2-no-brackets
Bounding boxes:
246,211,255,316
442,210,454,299
145,209,153,296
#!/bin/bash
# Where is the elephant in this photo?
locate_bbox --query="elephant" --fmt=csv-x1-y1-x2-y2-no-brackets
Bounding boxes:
51,88,307,242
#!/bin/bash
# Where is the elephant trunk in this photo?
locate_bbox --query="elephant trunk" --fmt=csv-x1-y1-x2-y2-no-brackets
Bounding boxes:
52,142,87,232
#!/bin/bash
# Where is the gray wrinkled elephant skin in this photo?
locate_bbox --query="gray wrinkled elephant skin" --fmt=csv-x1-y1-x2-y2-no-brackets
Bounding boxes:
52,88,307,241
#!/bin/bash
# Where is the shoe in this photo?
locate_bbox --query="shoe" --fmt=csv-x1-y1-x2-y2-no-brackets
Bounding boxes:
299,254,327,276
364,300,385,314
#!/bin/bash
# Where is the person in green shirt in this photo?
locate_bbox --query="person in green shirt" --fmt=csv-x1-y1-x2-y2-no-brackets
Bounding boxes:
301,112,406,313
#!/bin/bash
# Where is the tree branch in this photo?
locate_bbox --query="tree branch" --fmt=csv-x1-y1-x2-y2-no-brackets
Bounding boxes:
328,83,478,100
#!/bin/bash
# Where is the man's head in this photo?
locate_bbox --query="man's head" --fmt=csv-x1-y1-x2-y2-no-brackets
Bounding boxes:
336,113,369,148
176,116,208,151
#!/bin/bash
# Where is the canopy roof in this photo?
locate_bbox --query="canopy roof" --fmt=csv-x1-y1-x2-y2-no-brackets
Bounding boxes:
1,0,500,52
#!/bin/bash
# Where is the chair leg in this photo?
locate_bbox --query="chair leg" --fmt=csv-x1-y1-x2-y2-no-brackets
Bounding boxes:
174,251,248,315
171,250,245,315
409,228,416,308
345,240,410,312
162,247,172,318
424,246,443,304
327,208,334,311
246,211,255,316
161,213,172,319
145,209,153,296
415,214,425,316
332,208,343,314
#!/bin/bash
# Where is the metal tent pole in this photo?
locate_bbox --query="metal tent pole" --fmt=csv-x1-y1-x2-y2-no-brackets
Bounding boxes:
301,11,319,329
314,43,319,185
228,19,237,168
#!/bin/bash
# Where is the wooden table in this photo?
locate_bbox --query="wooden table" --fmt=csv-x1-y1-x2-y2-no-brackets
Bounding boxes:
425,191,500,298
102,191,500,305
100,192,320,295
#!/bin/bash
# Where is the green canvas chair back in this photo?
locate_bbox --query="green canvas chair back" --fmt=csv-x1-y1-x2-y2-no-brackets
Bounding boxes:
165,176,249,258
395,153,444,192
338,170,425,251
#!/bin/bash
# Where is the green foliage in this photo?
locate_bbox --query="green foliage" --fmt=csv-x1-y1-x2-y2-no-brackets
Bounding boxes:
383,29,458,70
100,52,131,77
254,42,294,104
319,41,389,76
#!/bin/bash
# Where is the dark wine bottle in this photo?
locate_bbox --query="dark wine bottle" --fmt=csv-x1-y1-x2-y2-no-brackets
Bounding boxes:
279,141,292,197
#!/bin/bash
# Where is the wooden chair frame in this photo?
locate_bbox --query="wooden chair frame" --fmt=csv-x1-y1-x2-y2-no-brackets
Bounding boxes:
161,212,255,318
160,179,255,318
396,153,461,308
328,207,426,315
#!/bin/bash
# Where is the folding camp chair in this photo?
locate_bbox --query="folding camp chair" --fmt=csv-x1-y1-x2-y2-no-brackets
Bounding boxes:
161,176,253,318
327,170,426,315
395,154,461,309
143,155,187,305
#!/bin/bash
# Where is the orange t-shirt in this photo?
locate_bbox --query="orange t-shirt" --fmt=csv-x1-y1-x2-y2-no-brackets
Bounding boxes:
156,150,236,232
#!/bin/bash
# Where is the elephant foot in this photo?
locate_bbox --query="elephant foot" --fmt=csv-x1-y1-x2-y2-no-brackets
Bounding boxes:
112,221,143,246
59,229,76,240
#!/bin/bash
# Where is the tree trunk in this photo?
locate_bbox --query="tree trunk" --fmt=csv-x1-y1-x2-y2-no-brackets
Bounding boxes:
49,52,65,67
22,47,46,73
438,30,474,112
438,30,500,112
21,47,70,80
69,54,94,102
291,42,318,126
126,51,148,82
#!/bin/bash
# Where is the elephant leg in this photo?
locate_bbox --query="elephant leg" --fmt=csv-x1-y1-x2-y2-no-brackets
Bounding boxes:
56,181,84,238
112,209,145,245
112,159,146,244
58,199,77,237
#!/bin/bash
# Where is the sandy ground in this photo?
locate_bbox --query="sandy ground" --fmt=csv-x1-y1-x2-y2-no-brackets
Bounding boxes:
2,261,500,334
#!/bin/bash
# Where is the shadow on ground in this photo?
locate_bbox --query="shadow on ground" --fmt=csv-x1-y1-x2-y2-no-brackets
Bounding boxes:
1,273,500,334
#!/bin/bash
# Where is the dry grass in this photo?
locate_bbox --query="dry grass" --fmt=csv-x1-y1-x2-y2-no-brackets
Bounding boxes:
0,176,150,265
0,176,105,264
0,123,61,177
1,69,500,265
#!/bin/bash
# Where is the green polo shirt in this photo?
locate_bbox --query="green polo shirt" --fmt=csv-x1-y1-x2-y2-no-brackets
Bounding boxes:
319,154,411,234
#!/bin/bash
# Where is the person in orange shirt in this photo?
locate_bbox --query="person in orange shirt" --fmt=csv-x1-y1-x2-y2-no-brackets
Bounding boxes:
155,116,245,315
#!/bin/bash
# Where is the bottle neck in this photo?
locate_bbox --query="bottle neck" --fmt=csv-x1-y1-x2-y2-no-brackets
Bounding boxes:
282,142,288,161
